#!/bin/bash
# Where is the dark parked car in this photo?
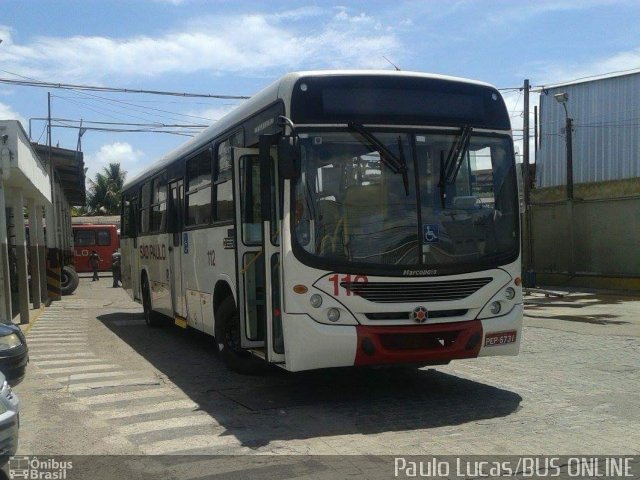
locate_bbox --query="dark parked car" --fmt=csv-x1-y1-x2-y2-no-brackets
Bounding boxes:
0,324,28,386
0,370,20,462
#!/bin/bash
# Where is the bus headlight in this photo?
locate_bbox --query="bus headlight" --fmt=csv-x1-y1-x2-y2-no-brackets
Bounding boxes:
309,294,323,308
327,308,341,322
478,283,521,320
489,302,501,315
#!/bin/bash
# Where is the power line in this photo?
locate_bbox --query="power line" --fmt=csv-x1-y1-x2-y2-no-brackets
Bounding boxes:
56,90,220,122
50,123,195,137
31,117,208,128
35,122,48,144
2,68,231,124
510,90,523,117
531,67,640,91
575,123,640,129
53,95,126,123
51,117,198,136
0,74,250,99
52,93,206,125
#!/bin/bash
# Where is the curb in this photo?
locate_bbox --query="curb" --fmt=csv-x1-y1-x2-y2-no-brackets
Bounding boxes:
21,299,52,335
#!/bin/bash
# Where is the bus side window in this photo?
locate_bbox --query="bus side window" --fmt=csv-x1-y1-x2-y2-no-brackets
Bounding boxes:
150,174,168,233
186,150,213,226
75,229,96,246
129,197,138,238
214,141,234,223
121,197,130,238
139,181,152,234
97,230,111,246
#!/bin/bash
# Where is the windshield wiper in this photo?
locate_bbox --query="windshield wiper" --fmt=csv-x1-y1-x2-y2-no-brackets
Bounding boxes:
348,122,409,195
438,125,472,207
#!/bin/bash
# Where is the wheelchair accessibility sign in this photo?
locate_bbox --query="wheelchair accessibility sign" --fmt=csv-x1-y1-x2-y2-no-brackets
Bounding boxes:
423,224,439,243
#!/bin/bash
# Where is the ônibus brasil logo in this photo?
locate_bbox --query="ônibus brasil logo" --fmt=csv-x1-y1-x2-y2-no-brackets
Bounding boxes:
8,456,73,479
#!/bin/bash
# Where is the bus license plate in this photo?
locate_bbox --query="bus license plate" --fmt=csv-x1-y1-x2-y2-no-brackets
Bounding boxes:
484,330,517,347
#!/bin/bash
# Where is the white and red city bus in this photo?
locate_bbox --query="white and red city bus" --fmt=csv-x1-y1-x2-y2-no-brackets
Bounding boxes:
72,224,120,273
120,71,523,373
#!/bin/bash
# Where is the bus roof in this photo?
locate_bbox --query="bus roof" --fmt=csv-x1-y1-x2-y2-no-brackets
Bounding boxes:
123,70,499,191
72,224,118,229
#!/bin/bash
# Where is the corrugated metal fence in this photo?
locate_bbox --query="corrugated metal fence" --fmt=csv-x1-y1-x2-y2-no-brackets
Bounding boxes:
537,73,640,187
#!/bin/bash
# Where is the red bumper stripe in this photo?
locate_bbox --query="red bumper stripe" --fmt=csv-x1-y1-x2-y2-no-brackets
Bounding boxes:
354,320,483,366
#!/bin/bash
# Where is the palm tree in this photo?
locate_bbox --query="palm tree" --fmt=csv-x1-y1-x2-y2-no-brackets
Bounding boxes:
87,163,126,214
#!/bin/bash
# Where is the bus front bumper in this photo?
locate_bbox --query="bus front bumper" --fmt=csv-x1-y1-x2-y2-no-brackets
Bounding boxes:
283,305,523,372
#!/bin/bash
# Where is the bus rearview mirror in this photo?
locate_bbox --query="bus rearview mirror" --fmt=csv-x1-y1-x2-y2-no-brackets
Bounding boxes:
277,135,300,180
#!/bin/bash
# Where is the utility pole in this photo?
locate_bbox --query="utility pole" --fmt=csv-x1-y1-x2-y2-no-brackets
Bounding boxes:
76,118,85,152
565,116,574,200
46,92,61,300
521,79,534,282
554,92,575,276
523,79,530,207
534,106,538,158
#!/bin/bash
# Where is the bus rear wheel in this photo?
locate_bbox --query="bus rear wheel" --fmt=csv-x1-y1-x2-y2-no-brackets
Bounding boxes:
215,297,265,375
61,266,79,295
142,277,165,328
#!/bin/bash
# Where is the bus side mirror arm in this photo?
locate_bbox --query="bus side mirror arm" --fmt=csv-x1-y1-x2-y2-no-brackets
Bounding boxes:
276,115,300,180
277,135,300,180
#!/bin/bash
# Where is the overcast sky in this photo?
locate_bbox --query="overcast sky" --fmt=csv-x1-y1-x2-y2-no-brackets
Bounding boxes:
1,0,639,182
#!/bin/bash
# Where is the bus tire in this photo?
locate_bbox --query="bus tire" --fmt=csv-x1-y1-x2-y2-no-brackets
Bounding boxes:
214,296,266,375
142,277,165,328
61,266,79,295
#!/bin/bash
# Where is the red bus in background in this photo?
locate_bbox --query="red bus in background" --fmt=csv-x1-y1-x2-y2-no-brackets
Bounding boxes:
72,224,120,273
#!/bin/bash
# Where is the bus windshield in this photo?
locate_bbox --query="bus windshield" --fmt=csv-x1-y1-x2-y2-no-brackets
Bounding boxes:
293,130,518,272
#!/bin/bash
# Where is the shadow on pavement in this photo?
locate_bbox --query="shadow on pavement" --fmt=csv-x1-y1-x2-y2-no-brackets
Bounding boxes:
524,312,630,325
524,292,639,325
97,311,522,449
525,291,637,309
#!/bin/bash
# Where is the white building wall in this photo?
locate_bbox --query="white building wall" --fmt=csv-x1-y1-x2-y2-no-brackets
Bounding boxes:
0,120,53,323
0,120,51,204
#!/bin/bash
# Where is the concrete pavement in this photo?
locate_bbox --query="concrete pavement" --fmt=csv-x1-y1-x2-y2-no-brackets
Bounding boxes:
10,278,640,477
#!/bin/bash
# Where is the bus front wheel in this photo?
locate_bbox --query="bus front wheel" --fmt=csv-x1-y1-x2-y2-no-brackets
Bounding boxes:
214,297,265,375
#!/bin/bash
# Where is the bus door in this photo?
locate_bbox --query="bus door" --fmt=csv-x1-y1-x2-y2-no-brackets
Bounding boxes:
168,179,186,318
233,146,285,363
128,197,141,300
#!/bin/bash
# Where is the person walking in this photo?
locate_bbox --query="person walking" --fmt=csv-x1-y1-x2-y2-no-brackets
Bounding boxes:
89,250,102,281
111,250,122,288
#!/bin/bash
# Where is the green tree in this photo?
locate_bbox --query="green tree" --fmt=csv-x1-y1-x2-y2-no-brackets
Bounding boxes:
71,206,87,217
87,163,126,214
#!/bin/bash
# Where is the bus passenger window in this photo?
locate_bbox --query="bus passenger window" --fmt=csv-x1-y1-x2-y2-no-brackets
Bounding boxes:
75,230,96,246
186,149,213,226
139,181,152,234
128,197,138,238
150,174,168,232
215,141,234,222
97,230,111,246
121,198,130,238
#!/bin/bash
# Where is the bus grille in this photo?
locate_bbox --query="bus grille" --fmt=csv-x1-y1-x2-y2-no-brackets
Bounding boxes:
341,278,492,303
